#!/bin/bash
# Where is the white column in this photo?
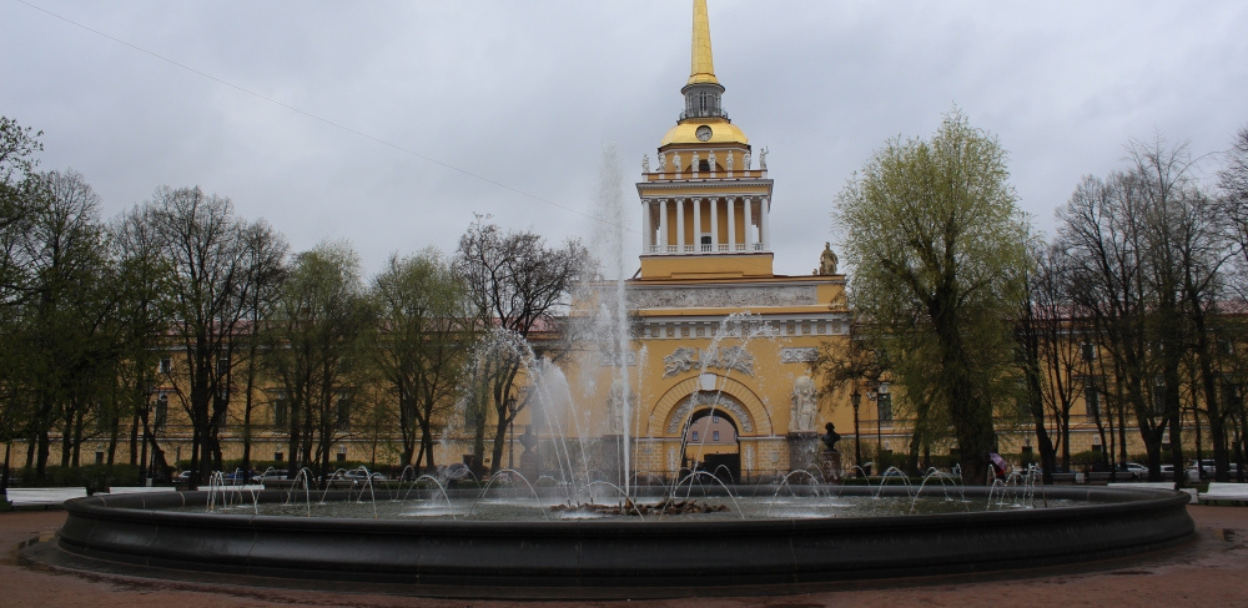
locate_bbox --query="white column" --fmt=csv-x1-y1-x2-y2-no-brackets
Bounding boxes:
676,198,686,252
761,197,771,251
744,196,754,250
710,197,720,251
659,199,669,252
727,197,737,251
642,200,652,253
692,198,703,252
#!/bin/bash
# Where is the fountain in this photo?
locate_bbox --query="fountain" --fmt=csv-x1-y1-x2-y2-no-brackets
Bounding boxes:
41,146,1195,598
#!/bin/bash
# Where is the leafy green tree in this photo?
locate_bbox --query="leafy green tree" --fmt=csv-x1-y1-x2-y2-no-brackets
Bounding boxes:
834,110,1031,485
368,248,472,471
266,241,372,475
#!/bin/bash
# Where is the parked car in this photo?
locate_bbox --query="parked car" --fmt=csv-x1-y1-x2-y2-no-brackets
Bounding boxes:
331,469,387,483
251,469,289,484
1118,462,1148,480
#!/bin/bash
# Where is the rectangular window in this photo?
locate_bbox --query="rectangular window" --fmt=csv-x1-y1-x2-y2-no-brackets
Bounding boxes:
712,431,720,442
274,452,284,463
878,394,893,422
159,357,172,374
692,431,700,442
336,452,346,463
1085,385,1100,419
336,396,351,430
94,451,104,465
217,355,230,377
154,393,168,431
1224,383,1242,412
274,397,288,428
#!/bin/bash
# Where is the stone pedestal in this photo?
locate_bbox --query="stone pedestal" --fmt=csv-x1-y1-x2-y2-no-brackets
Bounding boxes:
821,450,843,483
786,431,819,473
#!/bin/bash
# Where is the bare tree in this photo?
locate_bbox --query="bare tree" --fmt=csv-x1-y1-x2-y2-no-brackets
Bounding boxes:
129,186,277,483
455,217,588,475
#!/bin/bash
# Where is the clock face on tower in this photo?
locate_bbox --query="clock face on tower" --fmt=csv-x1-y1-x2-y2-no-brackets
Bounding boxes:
695,125,712,141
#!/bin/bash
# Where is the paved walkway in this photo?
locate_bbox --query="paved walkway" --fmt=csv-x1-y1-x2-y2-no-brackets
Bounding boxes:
3,506,1247,608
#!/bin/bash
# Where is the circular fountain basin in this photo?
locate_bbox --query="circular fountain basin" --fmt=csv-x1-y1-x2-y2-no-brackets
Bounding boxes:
54,486,1194,596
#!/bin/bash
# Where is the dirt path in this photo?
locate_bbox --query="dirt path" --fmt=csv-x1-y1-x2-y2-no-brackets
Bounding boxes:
3,506,1247,608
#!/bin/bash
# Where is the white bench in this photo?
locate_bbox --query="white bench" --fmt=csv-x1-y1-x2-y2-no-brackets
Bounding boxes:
4,487,88,507
104,487,179,495
1107,482,1198,503
212,484,264,492
1200,482,1248,505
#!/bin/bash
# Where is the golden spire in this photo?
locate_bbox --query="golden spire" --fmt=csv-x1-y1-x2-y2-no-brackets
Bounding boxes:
687,0,719,86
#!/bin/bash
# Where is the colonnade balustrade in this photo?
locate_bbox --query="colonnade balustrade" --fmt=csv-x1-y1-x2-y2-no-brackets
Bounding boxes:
641,196,771,254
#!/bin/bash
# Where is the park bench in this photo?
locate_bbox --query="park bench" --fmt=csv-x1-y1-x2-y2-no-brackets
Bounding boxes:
1107,482,1198,503
1200,482,1248,505
104,486,179,495
1050,473,1078,484
3,487,87,508
211,484,264,493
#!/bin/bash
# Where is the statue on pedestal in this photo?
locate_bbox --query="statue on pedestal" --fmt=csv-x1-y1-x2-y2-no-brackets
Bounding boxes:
818,242,839,275
642,154,650,174
820,422,842,452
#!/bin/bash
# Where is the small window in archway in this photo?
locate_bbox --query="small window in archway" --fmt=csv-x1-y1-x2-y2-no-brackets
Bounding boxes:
699,160,711,172
692,431,700,442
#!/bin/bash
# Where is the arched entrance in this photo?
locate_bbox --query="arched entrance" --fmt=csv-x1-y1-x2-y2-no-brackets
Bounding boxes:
672,392,745,484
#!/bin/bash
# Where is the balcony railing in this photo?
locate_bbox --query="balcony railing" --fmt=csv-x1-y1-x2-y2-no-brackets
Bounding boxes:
647,243,768,255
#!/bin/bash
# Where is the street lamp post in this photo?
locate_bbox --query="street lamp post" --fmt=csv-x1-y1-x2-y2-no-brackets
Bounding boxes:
139,380,154,486
506,397,518,470
850,388,862,475
870,385,881,470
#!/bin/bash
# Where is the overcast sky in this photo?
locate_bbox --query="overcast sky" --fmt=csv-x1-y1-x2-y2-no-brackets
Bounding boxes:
3,0,1246,278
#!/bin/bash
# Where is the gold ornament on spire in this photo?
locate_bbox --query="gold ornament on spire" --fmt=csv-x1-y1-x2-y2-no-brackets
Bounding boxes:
688,0,718,85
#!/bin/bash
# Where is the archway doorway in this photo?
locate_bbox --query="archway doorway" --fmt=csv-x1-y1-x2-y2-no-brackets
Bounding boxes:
681,407,741,485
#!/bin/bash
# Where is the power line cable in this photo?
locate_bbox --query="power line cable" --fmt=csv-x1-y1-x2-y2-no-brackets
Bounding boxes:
12,0,635,233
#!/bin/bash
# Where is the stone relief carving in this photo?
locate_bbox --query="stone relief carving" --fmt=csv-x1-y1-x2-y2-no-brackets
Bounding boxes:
789,375,818,432
662,346,754,377
630,285,818,309
703,346,754,376
780,347,819,363
666,392,754,434
663,347,699,376
604,378,634,435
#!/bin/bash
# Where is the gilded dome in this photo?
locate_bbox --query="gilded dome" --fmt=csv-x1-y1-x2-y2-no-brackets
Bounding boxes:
660,119,749,147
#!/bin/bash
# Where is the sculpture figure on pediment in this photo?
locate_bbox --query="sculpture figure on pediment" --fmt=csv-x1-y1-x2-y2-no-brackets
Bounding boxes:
657,153,666,172
642,154,650,174
743,151,751,170
673,152,682,173
726,150,734,172
819,242,839,275
708,150,717,171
